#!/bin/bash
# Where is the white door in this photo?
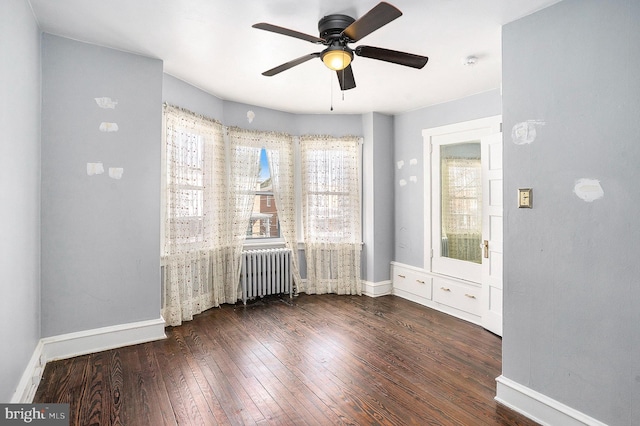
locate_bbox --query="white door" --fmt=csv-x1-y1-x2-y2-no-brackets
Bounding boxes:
481,132,503,336
430,129,485,284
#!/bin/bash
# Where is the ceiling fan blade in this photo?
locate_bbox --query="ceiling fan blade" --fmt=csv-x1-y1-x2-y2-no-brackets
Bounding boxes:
262,53,321,76
341,2,402,42
252,23,325,44
336,65,356,90
355,45,428,69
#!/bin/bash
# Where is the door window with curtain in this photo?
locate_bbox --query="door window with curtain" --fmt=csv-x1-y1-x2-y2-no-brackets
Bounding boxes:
440,143,482,264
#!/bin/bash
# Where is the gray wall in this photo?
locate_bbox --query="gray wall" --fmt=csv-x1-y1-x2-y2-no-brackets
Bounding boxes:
41,35,163,337
223,99,298,133
362,112,395,283
393,90,502,268
0,0,42,402
502,1,640,424
163,74,363,136
163,74,224,120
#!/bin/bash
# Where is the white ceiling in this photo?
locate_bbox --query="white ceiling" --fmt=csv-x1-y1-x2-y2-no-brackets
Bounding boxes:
29,0,561,115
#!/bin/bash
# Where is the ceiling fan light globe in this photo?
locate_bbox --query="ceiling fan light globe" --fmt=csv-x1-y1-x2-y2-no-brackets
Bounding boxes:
322,50,352,71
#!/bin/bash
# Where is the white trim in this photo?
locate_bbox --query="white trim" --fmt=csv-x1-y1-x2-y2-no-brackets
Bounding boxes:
41,317,166,362
296,279,388,298
422,115,501,279
390,260,426,274
495,375,608,426
421,115,502,139
361,280,392,297
390,261,481,326
10,340,45,403
12,317,166,402
243,240,286,250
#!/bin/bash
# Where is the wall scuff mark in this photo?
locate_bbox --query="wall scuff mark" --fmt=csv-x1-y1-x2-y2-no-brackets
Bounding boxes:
99,122,119,132
94,97,118,109
511,120,545,145
109,168,124,180
87,162,104,176
574,178,604,202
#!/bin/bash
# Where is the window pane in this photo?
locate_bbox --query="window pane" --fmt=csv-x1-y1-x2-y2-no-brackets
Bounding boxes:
166,129,206,246
246,148,280,239
440,142,482,264
247,193,280,238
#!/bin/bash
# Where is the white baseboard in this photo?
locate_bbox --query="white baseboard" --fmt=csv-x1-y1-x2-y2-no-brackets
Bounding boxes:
12,317,166,403
362,280,392,297
495,375,607,426
297,279,392,297
10,340,45,404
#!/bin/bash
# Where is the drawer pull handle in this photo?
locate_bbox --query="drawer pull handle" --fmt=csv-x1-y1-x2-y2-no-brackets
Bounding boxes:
416,280,425,284
465,294,476,299
440,287,451,292
398,274,406,278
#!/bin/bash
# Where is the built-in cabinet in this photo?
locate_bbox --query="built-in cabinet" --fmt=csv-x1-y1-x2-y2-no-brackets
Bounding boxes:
391,262,481,325
392,116,502,334
391,262,432,303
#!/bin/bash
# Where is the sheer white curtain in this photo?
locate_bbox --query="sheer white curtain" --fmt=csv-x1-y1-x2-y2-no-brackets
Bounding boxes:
262,132,303,289
225,129,302,289
441,156,482,264
162,105,235,326
300,135,362,295
226,128,262,290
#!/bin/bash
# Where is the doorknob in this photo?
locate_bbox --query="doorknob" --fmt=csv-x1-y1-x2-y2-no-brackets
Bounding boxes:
483,240,489,258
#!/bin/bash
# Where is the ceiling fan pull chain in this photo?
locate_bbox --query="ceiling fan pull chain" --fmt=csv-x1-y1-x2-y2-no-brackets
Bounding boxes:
330,73,334,111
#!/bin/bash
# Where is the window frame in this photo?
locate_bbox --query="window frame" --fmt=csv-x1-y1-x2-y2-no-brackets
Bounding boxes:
299,137,363,246
242,147,285,248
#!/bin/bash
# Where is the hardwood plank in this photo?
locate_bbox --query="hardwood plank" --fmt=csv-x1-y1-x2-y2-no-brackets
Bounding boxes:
209,310,298,425
155,330,213,425
107,350,125,426
77,351,108,426
34,294,540,426
244,301,416,424
269,300,461,425
34,355,86,404
186,319,268,424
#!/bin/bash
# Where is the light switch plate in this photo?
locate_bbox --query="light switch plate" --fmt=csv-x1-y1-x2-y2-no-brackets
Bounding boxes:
518,188,532,208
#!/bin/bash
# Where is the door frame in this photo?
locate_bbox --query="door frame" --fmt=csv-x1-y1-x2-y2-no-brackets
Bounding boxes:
422,116,501,272
422,115,502,332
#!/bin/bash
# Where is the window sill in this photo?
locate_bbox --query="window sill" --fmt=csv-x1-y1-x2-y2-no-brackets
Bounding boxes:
242,240,286,250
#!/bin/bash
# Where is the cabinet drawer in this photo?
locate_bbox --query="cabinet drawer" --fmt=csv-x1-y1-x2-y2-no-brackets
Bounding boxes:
392,265,432,299
433,278,480,316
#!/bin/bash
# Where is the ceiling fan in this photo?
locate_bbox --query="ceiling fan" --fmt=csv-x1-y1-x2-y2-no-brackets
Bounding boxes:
252,1,428,91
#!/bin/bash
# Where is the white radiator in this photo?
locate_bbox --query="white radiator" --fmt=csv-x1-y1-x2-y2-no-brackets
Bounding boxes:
241,248,292,304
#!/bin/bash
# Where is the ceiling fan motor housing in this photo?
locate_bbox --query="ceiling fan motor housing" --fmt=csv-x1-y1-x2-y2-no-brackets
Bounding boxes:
318,14,355,41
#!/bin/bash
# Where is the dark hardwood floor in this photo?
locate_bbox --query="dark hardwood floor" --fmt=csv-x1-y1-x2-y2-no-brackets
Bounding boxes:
34,294,538,425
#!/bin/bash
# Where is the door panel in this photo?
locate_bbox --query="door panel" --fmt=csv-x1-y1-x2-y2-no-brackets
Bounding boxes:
481,132,503,336
431,132,487,283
